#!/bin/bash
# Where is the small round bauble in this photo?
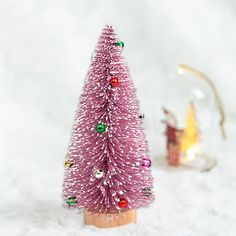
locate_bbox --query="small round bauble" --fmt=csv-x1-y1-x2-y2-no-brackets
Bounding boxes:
66,197,77,206
117,198,128,209
64,159,74,168
142,187,152,197
115,41,124,48
141,158,152,168
93,169,104,179
109,77,119,87
139,114,145,119
95,123,107,133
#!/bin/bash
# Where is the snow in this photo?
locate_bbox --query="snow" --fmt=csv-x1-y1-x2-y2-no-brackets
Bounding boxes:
0,0,236,235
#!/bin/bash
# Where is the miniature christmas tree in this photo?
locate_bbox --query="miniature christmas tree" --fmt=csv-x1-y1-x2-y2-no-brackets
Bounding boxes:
62,25,154,228
180,102,199,153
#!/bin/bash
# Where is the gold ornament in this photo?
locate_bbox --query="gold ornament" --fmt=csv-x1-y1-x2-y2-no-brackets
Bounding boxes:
64,159,74,168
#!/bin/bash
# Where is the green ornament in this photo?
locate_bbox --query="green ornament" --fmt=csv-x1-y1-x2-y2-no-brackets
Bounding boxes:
66,197,77,206
95,123,107,133
115,41,124,48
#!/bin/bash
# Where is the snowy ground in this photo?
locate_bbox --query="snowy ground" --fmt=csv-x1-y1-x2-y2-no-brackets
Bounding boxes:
1,1,236,235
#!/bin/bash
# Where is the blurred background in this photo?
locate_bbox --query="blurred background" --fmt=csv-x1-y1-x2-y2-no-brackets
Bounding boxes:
0,0,236,235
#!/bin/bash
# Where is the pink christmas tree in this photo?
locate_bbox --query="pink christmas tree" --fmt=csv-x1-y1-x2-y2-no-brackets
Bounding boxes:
63,25,154,216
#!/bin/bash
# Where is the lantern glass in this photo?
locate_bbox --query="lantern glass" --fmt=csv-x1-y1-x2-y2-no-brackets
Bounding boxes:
162,65,221,170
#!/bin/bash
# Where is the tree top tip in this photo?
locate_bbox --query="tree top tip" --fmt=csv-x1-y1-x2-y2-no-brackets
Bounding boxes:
103,25,113,29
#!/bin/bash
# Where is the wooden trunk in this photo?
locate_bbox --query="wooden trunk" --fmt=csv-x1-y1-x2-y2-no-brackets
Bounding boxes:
84,209,136,228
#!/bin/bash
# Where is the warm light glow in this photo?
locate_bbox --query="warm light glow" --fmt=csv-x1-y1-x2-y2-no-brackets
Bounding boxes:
180,102,199,153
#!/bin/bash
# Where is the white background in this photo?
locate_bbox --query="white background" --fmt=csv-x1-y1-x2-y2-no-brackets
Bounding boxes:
0,0,236,235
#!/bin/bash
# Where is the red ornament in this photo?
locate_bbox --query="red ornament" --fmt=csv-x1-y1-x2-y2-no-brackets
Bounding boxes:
118,198,128,208
109,77,119,87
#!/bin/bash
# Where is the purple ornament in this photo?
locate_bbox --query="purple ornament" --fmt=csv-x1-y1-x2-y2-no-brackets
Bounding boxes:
141,158,152,168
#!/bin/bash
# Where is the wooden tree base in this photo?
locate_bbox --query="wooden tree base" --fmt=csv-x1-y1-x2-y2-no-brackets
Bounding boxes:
84,210,136,228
